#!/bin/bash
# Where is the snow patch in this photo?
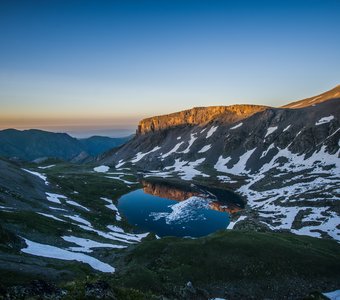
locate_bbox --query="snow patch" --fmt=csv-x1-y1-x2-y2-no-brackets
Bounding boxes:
94,165,110,173
62,235,126,253
115,160,126,168
21,238,115,273
230,122,243,130
131,146,161,163
283,125,291,132
198,144,212,153
181,133,197,153
214,148,256,175
101,198,122,221
206,126,218,138
162,142,184,158
227,216,247,229
260,144,276,158
315,115,334,126
264,126,278,138
165,158,207,180
38,165,55,169
64,215,92,227
22,169,48,185
66,200,90,211
37,213,66,223
46,193,66,204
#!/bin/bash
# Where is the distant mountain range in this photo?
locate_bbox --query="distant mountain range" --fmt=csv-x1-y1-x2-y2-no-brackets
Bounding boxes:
0,129,132,162
99,85,340,240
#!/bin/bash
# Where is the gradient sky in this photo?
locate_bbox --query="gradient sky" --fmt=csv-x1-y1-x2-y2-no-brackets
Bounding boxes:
1,0,340,137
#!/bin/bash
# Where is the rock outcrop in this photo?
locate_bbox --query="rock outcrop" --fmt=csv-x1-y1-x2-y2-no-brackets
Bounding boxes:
137,105,268,135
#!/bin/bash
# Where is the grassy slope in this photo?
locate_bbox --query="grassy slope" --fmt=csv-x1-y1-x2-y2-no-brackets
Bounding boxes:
1,161,339,299
111,230,340,299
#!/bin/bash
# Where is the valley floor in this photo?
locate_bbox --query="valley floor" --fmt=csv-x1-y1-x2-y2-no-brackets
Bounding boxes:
0,160,339,299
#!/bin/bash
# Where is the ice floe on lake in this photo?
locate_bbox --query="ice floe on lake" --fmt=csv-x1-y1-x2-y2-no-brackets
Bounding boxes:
323,289,340,300
150,196,211,224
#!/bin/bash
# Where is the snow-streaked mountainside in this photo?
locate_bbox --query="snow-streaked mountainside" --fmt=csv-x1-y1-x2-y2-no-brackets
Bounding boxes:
99,86,340,241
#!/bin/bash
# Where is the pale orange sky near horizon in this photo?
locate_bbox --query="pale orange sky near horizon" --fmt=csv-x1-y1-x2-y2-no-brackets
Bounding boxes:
1,1,340,137
1,81,339,137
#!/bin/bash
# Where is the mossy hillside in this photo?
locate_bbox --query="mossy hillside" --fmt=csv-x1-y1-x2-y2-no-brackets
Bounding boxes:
30,163,141,231
112,230,340,298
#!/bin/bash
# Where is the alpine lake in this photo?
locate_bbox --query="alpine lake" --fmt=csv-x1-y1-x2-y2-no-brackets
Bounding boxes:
118,179,244,237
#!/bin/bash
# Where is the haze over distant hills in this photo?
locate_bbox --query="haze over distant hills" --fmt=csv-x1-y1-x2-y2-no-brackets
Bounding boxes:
0,129,132,162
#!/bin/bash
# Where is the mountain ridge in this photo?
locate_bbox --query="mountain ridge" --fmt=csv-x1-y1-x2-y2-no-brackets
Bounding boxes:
137,104,268,135
99,86,340,241
136,84,340,135
0,129,131,162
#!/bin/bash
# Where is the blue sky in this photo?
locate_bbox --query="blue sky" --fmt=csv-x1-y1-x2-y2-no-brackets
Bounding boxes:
0,0,339,137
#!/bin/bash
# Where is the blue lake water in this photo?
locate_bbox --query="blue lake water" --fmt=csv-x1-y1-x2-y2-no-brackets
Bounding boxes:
118,181,243,237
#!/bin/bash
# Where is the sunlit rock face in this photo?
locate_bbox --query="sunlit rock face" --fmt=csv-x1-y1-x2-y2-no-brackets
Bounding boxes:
137,105,268,135
282,84,340,109
141,180,242,214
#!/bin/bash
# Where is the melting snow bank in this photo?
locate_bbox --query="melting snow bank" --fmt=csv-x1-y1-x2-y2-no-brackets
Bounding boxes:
46,193,67,204
227,216,247,229
150,196,211,224
66,200,90,211
62,236,126,253
101,197,122,221
316,115,334,126
22,169,49,185
323,289,340,300
21,238,115,273
230,122,243,130
264,126,278,138
38,165,55,169
94,165,110,173
131,146,161,163
164,158,208,180
206,126,218,138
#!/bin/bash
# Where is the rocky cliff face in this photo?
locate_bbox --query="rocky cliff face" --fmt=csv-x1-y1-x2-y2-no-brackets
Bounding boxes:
137,105,268,135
